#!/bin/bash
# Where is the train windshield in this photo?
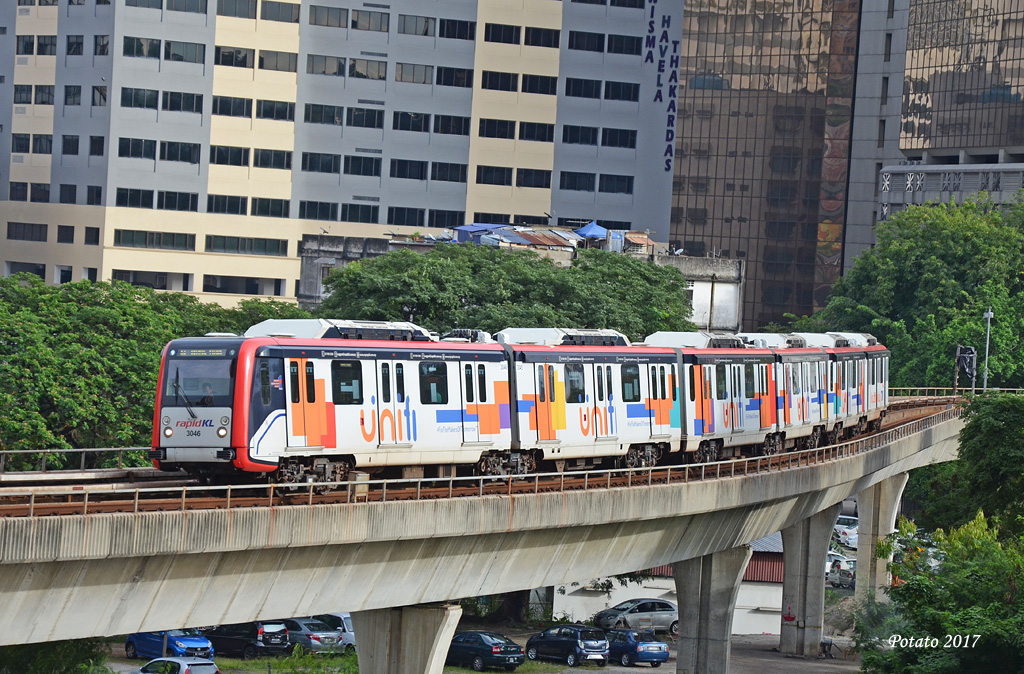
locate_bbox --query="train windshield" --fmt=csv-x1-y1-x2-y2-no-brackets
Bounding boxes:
163,347,237,408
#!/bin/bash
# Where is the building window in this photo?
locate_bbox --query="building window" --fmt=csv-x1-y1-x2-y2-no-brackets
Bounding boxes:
524,26,559,48
347,107,384,128
877,119,886,147
64,85,81,106
565,78,601,99
519,122,554,142
156,191,199,211
560,171,595,191
343,155,382,176
516,168,551,189
12,134,30,154
393,111,430,132
67,35,84,55
57,224,75,241
341,203,378,223
86,187,102,206
212,95,251,117
351,9,388,32
258,50,296,72
307,54,345,76
298,201,337,220
30,184,51,202
164,40,205,64
436,67,473,88
309,5,345,27
568,31,604,52
563,125,599,145
884,32,892,62
476,165,513,186
301,152,341,173
606,34,642,55
438,18,475,40
117,137,156,159
479,118,516,139
395,63,433,84
428,210,464,228
126,0,162,8
7,222,48,242
208,194,248,214
209,145,249,166
604,81,639,101
388,207,425,227
16,35,34,55
9,183,28,201
123,36,161,59
521,74,557,95
167,0,207,12
484,23,520,44
398,14,434,36
390,159,428,180
14,86,32,104
215,46,254,68
115,188,154,208
34,85,54,105
433,114,471,135
474,212,510,224
94,35,109,56
159,141,201,164
121,87,158,109
255,99,295,121
481,71,517,91
305,103,343,125
89,136,105,156
91,86,107,107
162,91,203,113
250,198,290,218
610,0,643,6
260,0,298,22
573,0,607,4
114,229,196,250
601,128,637,148
599,174,634,194
349,58,386,80
206,235,287,256
217,0,255,18
59,185,77,204
252,148,292,170
431,162,468,183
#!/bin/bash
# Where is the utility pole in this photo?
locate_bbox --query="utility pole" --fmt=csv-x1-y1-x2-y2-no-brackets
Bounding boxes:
983,307,994,391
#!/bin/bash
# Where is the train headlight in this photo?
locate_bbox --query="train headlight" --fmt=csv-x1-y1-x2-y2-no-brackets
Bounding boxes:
217,427,228,438
162,416,170,425
163,427,173,438
220,416,230,425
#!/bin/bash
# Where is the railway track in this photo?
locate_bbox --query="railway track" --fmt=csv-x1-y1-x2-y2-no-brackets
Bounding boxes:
0,401,960,518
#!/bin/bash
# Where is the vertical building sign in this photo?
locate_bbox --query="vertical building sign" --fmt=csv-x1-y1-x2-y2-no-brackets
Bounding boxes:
646,0,683,172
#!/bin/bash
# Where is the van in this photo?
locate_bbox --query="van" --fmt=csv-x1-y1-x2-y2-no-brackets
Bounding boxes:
313,613,356,652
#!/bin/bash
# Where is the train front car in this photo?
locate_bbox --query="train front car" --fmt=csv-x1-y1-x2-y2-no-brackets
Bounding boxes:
151,337,247,478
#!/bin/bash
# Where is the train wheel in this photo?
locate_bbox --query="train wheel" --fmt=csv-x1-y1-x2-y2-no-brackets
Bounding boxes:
624,447,642,468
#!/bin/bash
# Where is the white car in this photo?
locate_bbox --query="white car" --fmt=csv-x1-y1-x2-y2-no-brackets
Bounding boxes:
828,559,857,589
825,551,848,577
839,525,859,549
833,515,858,537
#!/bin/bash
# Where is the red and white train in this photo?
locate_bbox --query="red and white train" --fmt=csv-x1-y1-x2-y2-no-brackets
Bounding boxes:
150,320,889,482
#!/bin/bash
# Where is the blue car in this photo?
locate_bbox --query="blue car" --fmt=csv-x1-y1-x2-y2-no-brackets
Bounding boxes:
125,629,215,661
606,629,669,667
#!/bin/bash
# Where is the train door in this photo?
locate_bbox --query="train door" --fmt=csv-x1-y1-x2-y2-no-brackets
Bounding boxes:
649,363,671,436
532,363,559,442
756,363,772,429
592,364,613,439
701,364,715,434
460,363,481,444
375,360,406,445
729,364,743,434
286,357,328,449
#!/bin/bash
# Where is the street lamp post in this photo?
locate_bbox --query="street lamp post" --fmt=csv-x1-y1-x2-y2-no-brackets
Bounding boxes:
983,307,994,391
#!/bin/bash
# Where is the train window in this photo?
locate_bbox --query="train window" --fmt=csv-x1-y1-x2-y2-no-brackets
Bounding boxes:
597,366,605,401
689,365,696,402
289,361,300,403
671,365,677,401
565,363,585,403
331,360,363,405
793,365,802,395
659,366,667,400
419,361,449,404
537,367,546,403
606,367,613,403
464,365,474,403
650,368,658,400
478,364,487,403
305,361,316,402
259,361,271,405
396,363,405,402
548,366,556,403
744,364,754,398
382,363,391,403
621,364,641,402
715,364,727,400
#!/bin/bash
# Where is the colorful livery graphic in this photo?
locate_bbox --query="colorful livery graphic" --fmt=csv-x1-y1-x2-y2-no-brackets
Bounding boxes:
151,321,889,482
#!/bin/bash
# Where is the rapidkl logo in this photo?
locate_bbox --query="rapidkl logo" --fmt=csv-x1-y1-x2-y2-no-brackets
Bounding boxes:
175,419,214,428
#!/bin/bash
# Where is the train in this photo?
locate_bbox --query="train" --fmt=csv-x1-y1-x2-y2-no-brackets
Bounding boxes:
150,320,889,483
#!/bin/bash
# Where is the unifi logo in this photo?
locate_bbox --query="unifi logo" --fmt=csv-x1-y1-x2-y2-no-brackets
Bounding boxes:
176,419,214,428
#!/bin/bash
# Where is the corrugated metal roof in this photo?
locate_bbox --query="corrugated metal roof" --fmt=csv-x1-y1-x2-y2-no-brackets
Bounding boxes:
750,532,783,553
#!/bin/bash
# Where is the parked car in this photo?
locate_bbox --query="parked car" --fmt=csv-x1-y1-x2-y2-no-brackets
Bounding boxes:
313,612,356,652
128,657,220,674
446,631,525,671
280,618,341,654
593,598,679,636
202,621,289,659
840,525,859,549
125,630,214,661
828,559,857,589
606,628,669,667
825,552,848,578
833,515,858,537
525,625,609,667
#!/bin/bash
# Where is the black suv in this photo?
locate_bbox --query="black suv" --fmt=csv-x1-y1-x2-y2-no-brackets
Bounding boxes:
202,621,290,659
525,624,609,667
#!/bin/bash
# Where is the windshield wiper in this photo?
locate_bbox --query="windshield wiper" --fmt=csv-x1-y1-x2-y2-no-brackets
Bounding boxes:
173,371,197,419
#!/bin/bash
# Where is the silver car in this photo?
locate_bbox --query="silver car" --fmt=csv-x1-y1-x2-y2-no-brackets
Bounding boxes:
593,598,679,636
281,619,342,654
128,657,220,674
314,612,357,652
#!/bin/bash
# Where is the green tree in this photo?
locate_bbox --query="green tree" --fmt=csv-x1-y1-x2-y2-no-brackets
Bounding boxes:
0,639,114,674
318,244,694,341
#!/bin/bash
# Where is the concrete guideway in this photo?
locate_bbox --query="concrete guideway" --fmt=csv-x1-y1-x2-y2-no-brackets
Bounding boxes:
0,412,962,673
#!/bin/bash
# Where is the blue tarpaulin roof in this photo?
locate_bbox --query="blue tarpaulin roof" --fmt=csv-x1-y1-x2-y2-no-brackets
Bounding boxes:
574,221,607,238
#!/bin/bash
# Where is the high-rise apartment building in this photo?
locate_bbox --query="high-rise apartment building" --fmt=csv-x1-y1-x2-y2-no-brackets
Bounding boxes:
2,0,682,300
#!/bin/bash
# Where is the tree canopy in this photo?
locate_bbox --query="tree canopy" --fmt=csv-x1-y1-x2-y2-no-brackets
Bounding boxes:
318,244,695,341
789,197,1024,388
